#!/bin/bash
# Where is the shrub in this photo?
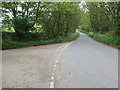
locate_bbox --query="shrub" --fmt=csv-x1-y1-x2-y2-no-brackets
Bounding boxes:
2,32,79,50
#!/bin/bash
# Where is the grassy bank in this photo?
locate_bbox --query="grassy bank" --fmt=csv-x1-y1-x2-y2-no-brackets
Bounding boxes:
2,32,79,50
79,30,119,49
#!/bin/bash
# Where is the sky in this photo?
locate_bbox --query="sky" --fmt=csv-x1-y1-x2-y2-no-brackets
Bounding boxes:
79,0,86,8
0,17,4,23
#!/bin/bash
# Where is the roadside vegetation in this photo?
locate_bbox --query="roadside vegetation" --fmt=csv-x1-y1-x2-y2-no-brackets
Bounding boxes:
80,30,119,48
79,2,119,49
2,2,81,50
2,31,79,50
1,2,119,50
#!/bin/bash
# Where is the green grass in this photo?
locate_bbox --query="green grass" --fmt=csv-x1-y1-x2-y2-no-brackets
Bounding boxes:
79,30,119,49
2,32,79,50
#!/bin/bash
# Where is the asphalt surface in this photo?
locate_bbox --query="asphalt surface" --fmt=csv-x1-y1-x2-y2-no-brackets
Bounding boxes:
2,32,118,88
0,51,2,90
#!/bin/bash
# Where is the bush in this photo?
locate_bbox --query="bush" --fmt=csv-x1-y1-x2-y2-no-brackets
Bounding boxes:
2,32,79,50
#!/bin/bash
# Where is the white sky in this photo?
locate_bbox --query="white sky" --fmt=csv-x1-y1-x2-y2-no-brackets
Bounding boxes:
79,1,88,12
79,0,86,8
0,17,4,21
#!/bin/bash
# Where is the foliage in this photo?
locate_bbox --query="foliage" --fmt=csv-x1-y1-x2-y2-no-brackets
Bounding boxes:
86,2,119,33
79,10,91,31
37,2,81,39
2,2,40,37
79,2,119,48
2,32,79,50
80,30,119,48
2,2,81,40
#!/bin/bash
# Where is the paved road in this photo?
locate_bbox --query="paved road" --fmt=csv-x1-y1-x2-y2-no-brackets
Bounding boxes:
2,32,118,88
0,51,2,90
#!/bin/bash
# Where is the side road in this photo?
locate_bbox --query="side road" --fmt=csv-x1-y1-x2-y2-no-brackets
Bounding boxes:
2,42,70,88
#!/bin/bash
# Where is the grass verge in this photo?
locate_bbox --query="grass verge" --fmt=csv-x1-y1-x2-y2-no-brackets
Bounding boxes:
79,30,119,49
2,32,79,50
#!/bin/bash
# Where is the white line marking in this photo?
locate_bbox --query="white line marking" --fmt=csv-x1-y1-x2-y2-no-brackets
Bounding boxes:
54,64,56,68
52,73,54,76
50,82,54,88
49,42,73,88
51,76,54,80
56,43,66,52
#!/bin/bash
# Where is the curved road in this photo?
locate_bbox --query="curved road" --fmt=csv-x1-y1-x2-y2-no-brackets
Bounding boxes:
2,32,118,88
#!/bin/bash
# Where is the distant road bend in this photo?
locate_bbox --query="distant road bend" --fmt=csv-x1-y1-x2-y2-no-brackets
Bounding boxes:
3,32,118,88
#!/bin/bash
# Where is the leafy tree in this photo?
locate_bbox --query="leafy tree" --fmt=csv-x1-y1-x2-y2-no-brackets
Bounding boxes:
40,2,81,39
2,2,41,37
85,2,119,34
2,2,81,40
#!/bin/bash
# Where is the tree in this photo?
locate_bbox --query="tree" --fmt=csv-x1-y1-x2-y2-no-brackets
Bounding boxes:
2,2,41,37
2,2,81,40
40,2,81,39
85,2,119,34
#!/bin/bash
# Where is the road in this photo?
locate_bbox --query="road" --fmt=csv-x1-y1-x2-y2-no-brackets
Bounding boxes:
0,51,2,90
2,32,118,88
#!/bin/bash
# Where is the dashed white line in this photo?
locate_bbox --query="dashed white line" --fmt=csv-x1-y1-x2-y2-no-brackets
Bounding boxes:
54,64,56,68
55,43,66,52
50,82,54,88
49,42,73,88
51,76,54,80
52,73,54,76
